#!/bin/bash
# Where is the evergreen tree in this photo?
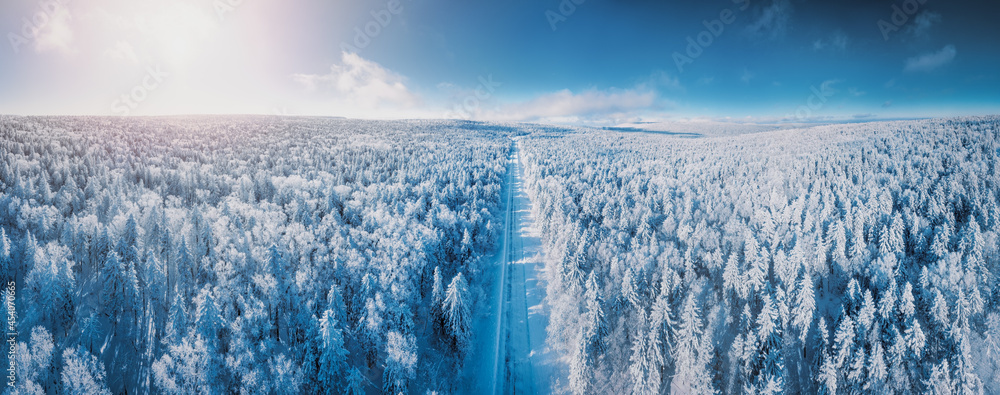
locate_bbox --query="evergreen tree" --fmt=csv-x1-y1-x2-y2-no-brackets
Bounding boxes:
101,251,127,332
431,266,445,334
900,281,916,325
830,220,849,272
792,270,816,344
325,283,347,323
94,228,112,275
887,326,910,392
621,267,640,309
299,313,322,393
846,344,866,391
196,288,223,350
53,258,77,334
145,250,167,330
177,240,196,302
585,271,610,356
629,312,658,395
867,336,888,391
930,224,951,260
122,260,142,332
357,272,377,320
568,329,591,395
833,312,855,370
878,277,898,325
960,219,985,281
79,312,103,355
317,309,348,392
953,330,983,395
746,236,767,295
816,350,838,395
118,214,139,266
931,289,951,334
723,252,741,301
166,291,188,343
672,294,712,394
905,320,926,361
443,272,471,353
755,293,785,393
925,359,955,395
734,304,757,391
887,212,906,256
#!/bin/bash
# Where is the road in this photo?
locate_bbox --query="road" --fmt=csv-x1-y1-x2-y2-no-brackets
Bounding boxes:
468,140,561,394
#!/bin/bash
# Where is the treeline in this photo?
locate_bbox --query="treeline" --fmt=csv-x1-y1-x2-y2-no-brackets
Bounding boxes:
0,116,517,394
520,117,1000,394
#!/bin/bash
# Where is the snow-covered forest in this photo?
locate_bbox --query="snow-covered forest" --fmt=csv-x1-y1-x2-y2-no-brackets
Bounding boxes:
519,117,1000,394
2,115,999,394
0,116,521,394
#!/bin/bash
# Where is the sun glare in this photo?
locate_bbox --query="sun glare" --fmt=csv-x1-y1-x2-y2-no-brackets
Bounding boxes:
111,1,216,70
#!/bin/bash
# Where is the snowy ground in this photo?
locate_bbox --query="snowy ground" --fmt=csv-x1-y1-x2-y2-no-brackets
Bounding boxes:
465,140,565,394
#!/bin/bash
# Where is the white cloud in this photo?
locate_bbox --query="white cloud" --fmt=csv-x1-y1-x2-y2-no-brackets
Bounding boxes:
477,88,662,124
904,44,956,72
32,4,75,54
289,54,665,123
292,51,420,110
741,69,754,84
746,0,792,40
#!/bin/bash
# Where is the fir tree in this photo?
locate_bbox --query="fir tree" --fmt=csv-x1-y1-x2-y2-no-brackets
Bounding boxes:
443,272,471,354
317,309,348,392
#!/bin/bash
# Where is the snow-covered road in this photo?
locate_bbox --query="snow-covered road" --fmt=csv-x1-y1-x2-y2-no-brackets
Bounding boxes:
501,140,563,394
466,140,564,394
465,140,564,394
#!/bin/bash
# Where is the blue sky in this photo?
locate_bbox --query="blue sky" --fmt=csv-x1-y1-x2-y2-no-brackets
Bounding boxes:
1,0,998,124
